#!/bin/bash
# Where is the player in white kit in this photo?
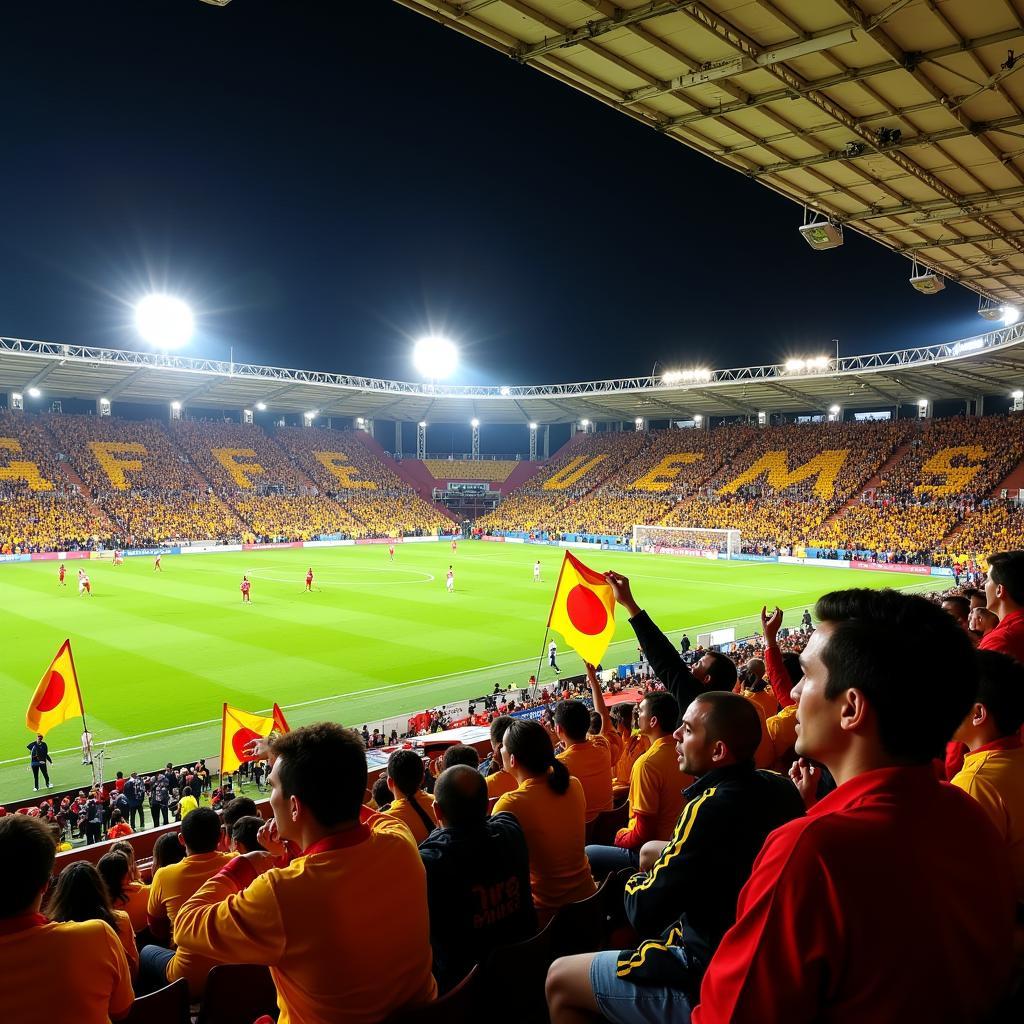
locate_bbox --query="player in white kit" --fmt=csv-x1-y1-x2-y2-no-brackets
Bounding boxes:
446,565,455,593
78,569,92,596
533,560,542,582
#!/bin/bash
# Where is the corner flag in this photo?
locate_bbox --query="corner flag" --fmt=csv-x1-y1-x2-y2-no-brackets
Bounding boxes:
546,551,617,667
26,639,85,737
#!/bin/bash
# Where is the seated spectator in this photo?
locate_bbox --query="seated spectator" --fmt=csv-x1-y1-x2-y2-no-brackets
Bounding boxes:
440,743,479,770
585,664,622,768
980,550,1024,661
177,786,199,820
950,650,1024,913
420,765,537,992
691,589,1014,1021
219,795,258,851
554,700,613,822
47,861,139,978
611,703,649,786
141,807,234,997
494,720,596,922
370,776,392,812
151,831,186,873
585,691,686,876
98,849,149,934
106,809,132,840
547,692,804,1020
941,594,972,632
484,715,518,799
0,816,134,1022
384,750,437,844
174,723,436,1021
229,815,265,855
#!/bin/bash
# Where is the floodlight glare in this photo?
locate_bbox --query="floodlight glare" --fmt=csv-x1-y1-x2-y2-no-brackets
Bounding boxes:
27,387,41,398
500,386,511,396
1013,390,1023,400
356,417,364,425
1004,305,1021,326
829,404,841,414
304,410,317,420
694,414,703,423
918,398,929,407
170,400,182,411
255,402,266,411
244,409,252,416
635,417,644,426
580,419,590,427
100,397,110,405
529,422,538,430
662,370,683,384
418,420,428,428
471,418,480,428
413,335,458,380
135,294,194,349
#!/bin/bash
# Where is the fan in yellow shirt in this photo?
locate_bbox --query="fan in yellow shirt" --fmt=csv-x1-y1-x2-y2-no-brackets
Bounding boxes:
174,723,436,1024
484,715,519,799
383,749,439,844
554,700,613,822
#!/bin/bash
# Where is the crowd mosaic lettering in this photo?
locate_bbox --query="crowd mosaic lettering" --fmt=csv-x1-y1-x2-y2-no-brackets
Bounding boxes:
88,441,147,490
914,445,986,497
629,453,704,492
313,451,375,489
0,438,53,491
543,454,607,490
211,448,266,489
718,449,850,501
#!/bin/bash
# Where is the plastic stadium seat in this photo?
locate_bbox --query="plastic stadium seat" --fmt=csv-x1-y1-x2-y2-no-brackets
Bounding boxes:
194,964,279,1024
586,800,629,848
382,965,482,1023
483,917,555,1024
121,979,190,1024
549,874,612,959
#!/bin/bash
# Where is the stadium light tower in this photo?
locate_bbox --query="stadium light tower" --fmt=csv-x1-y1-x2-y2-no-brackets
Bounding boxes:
135,294,194,350
413,335,458,384
470,418,480,457
529,421,538,461
417,420,428,460
635,416,644,431
1012,390,1023,412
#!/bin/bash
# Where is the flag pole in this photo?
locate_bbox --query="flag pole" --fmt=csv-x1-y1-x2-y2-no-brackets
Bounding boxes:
64,639,96,790
530,625,551,701
532,552,570,700
218,703,227,805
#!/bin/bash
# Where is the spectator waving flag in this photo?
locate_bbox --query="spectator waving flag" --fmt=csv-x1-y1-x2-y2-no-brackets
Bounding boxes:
547,551,617,667
26,639,86,737
272,703,291,734
220,703,280,774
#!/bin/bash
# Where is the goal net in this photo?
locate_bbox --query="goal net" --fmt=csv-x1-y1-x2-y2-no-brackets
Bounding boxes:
632,525,741,560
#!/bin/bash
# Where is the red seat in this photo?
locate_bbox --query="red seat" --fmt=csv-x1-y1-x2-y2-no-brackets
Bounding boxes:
121,978,190,1024
194,964,278,1024
381,965,482,1023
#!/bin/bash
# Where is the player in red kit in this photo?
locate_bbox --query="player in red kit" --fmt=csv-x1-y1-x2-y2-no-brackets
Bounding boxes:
451,537,457,553
388,544,395,561
58,563,66,587
154,553,162,571
305,568,314,592
240,575,251,603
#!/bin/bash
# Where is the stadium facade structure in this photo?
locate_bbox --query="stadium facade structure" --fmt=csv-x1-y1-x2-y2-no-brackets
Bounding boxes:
2,322,1024,441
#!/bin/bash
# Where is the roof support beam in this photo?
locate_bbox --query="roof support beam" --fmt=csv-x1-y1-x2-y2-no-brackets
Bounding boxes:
22,360,62,390
851,375,902,404
689,388,755,415
103,368,151,401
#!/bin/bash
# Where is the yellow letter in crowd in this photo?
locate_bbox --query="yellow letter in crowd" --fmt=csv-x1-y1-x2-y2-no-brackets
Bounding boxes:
543,454,608,490
211,448,266,489
629,453,704,492
87,441,147,490
313,451,375,489
0,438,53,490
718,449,850,501
914,445,986,497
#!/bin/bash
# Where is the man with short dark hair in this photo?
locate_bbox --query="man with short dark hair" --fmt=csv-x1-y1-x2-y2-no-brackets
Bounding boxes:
141,806,233,996
174,722,436,1023
441,743,479,771
0,815,134,1020
123,771,145,831
604,572,736,722
219,796,259,851
950,649,1024,908
420,765,536,992
692,588,1014,1022
981,550,1024,660
483,715,517,799
941,594,972,632
547,692,804,1022
584,690,686,876
555,700,613,822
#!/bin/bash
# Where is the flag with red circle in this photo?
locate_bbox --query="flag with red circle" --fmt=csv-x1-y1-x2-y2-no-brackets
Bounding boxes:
26,639,85,738
220,703,279,774
547,551,617,668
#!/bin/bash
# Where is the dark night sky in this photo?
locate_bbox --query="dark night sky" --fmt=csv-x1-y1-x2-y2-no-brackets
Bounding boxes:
0,0,985,391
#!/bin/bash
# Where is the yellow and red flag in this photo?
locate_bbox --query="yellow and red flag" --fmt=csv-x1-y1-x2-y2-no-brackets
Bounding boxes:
26,639,84,737
220,704,277,774
272,703,291,735
546,551,617,667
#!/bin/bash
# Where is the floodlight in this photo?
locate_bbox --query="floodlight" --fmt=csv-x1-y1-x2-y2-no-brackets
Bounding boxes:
471,418,480,427
786,359,805,372
808,356,829,369
635,417,644,426
829,404,841,414
662,370,683,384
799,220,844,251
418,420,427,428
529,422,538,430
244,408,252,416
918,398,929,407
100,397,110,405
1013,390,1023,400
413,335,458,380
1004,305,1021,326
500,386,511,396
356,417,364,425
304,410,317,420
170,400,182,411
694,414,703,423
580,419,590,427
27,387,41,398
909,267,944,294
255,402,266,411
135,294,194,349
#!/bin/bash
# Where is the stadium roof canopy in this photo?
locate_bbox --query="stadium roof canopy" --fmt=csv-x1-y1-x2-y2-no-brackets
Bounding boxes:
2,325,1024,423
394,0,1024,306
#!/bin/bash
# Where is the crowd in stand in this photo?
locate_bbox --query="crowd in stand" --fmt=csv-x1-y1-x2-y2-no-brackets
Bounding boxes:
422,459,519,481
5,550,1023,1021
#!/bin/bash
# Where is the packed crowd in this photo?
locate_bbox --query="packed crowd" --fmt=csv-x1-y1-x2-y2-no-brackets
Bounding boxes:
4,554,1023,1022
422,459,520,481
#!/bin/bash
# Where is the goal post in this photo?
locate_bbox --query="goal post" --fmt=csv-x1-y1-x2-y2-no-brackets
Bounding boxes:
631,525,741,560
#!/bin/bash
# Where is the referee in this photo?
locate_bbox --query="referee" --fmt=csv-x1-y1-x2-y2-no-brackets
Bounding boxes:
28,734,53,790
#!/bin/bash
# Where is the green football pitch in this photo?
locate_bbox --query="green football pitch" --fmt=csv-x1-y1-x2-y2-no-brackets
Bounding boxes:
0,542,938,801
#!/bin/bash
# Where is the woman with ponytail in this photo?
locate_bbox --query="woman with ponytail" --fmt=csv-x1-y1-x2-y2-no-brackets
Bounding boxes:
493,719,596,920
384,749,438,844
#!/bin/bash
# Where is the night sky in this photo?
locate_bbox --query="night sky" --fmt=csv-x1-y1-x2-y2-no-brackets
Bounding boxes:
0,0,984,392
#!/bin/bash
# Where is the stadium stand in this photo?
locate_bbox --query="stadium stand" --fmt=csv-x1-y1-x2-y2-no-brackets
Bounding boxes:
422,459,519,482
